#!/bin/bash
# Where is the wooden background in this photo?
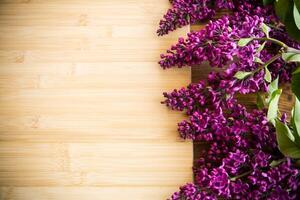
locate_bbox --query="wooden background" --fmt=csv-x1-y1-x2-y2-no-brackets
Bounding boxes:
0,1,193,199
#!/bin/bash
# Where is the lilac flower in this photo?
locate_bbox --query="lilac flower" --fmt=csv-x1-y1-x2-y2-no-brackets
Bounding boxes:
157,0,265,36
159,3,300,94
159,16,239,69
159,14,277,95
157,0,215,36
250,150,271,168
229,179,249,199
169,183,217,200
222,150,248,174
209,167,230,197
160,1,300,199
164,84,299,199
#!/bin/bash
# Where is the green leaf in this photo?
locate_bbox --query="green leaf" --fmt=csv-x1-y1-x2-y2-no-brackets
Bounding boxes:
294,3,300,30
254,57,263,64
261,23,271,37
238,38,253,47
276,0,300,41
284,6,300,41
292,97,300,143
275,119,300,159
267,89,282,125
256,93,266,109
292,71,300,100
293,64,300,74
275,0,293,22
234,71,252,80
263,0,275,5
257,42,266,53
268,77,279,95
269,158,286,167
285,19,300,42
282,52,294,61
295,0,300,11
277,119,296,142
264,66,272,83
282,52,300,62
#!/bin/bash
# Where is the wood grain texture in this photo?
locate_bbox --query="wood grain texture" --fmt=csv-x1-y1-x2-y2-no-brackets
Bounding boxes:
0,0,193,199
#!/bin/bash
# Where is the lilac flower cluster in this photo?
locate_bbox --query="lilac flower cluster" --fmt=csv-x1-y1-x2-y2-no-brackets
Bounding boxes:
157,0,265,36
163,84,300,199
159,0,300,92
159,13,300,95
159,0,300,199
171,159,299,200
159,16,239,68
170,183,217,199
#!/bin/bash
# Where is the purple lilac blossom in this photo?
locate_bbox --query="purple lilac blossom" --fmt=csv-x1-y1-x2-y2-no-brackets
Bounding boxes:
159,14,272,94
159,2,300,91
158,0,265,36
163,83,299,199
160,1,300,199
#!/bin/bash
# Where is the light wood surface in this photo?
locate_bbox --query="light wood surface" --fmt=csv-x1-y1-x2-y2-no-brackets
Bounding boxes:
0,1,192,199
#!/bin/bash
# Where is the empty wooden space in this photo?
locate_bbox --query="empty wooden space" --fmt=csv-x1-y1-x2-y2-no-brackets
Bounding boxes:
0,1,192,199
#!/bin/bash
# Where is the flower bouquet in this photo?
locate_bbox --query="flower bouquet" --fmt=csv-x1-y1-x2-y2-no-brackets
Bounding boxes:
158,0,300,199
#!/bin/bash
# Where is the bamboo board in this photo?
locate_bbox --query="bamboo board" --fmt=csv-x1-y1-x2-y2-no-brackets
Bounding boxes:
0,1,192,199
